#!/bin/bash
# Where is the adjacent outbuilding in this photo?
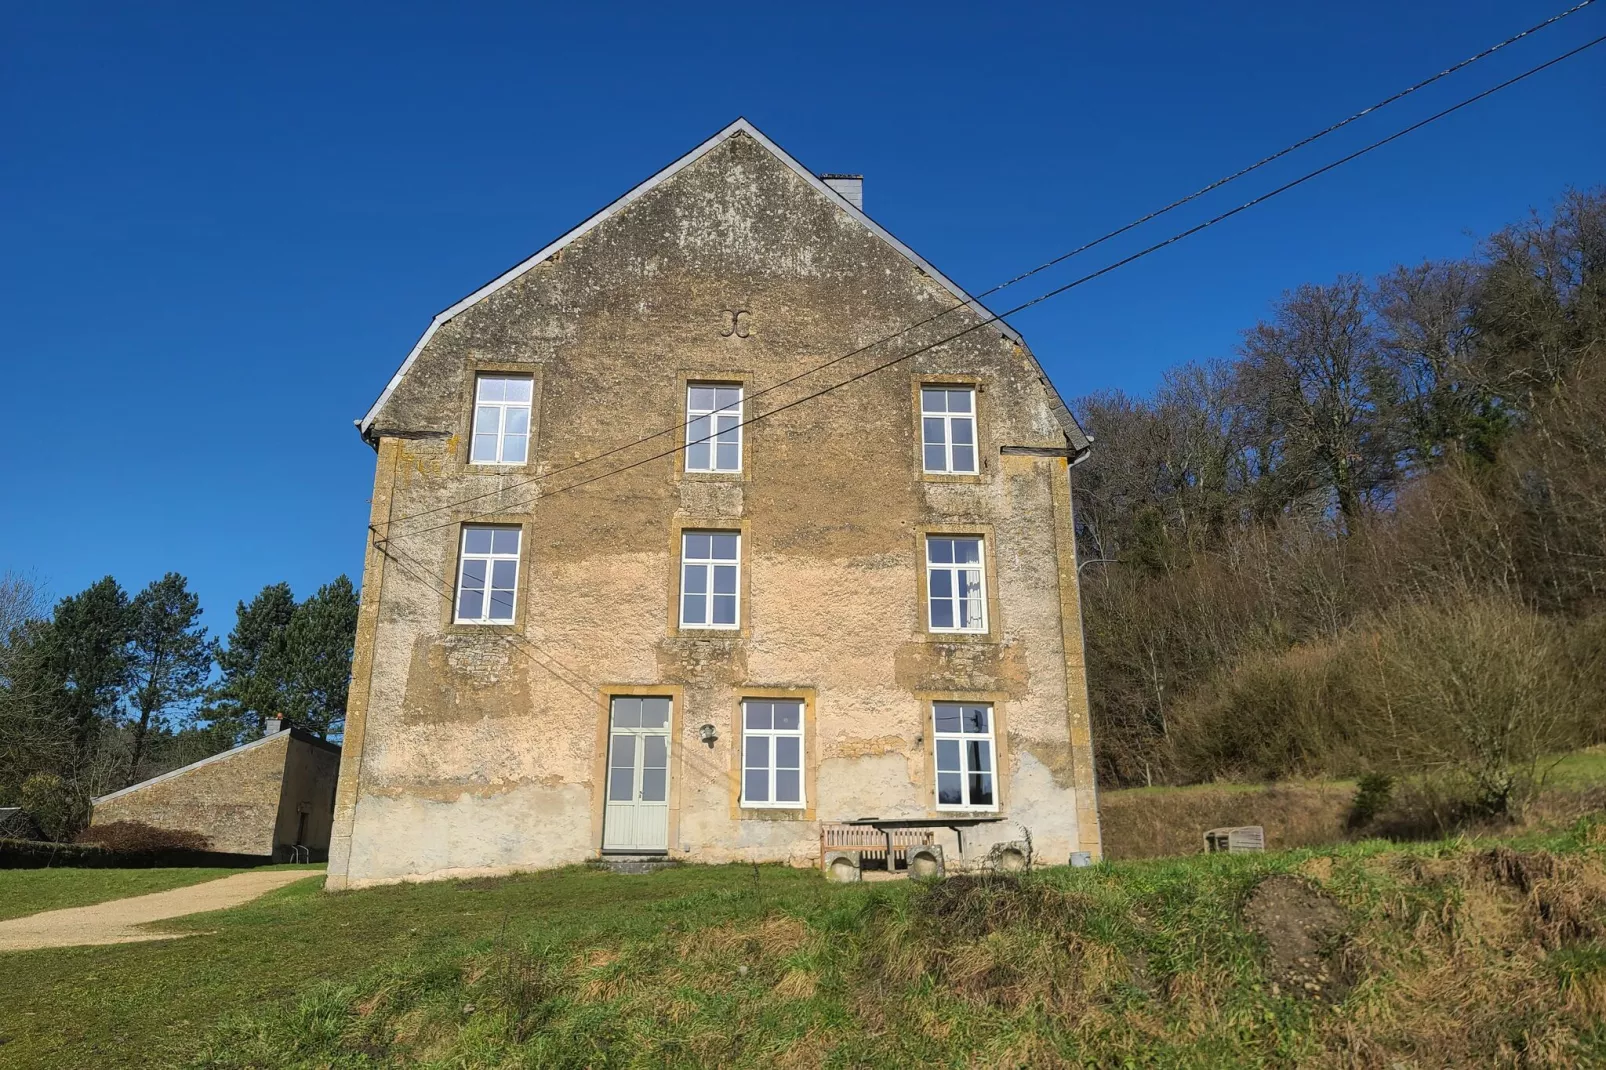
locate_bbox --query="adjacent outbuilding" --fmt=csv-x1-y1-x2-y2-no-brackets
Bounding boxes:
90,719,340,861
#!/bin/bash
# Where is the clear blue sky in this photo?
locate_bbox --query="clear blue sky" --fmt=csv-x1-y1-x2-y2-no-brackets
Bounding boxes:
2,1,1602,630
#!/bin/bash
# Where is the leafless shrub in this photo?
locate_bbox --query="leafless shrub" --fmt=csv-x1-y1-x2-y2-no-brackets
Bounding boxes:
1354,598,1583,819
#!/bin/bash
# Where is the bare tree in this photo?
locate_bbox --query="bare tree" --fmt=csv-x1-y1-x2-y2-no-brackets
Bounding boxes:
1373,260,1484,465
1237,278,1401,527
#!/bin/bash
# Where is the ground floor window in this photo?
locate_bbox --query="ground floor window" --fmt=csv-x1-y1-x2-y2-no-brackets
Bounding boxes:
742,698,804,807
932,702,996,809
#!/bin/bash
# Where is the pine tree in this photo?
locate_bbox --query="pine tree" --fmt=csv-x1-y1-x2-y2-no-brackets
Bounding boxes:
38,576,131,768
214,582,296,738
278,576,359,739
125,573,215,785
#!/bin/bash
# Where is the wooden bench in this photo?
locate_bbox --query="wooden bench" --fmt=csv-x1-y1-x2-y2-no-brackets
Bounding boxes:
820,823,934,870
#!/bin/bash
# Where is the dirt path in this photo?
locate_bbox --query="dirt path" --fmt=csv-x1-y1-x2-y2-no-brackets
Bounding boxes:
0,869,318,952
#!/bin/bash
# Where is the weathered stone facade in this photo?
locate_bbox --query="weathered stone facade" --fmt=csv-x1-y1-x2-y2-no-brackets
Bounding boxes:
328,119,1100,888
92,728,341,858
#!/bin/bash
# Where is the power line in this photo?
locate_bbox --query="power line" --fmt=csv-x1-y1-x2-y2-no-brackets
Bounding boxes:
365,529,598,700
380,0,1597,529
382,29,1606,547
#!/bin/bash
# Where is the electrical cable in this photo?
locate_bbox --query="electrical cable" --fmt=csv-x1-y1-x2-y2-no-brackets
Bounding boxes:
382,29,1606,549
378,0,1598,528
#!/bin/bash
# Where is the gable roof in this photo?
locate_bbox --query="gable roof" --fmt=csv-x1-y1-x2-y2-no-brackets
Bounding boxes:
91,727,338,806
358,117,1086,451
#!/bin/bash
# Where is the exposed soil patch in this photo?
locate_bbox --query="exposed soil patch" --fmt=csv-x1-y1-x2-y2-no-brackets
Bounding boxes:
1242,875,1353,1001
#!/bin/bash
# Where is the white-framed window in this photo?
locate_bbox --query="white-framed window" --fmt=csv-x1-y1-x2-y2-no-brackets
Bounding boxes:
454,525,521,624
470,375,534,465
926,535,987,633
686,383,743,473
933,702,997,810
680,531,739,629
921,385,977,474
741,698,805,807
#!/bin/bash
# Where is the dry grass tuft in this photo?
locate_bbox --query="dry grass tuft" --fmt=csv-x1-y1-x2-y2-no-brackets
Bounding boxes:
1101,781,1354,859
1476,845,1561,892
772,968,817,1000
678,914,809,961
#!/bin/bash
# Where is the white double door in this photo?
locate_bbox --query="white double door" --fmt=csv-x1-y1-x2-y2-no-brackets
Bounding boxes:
602,696,671,852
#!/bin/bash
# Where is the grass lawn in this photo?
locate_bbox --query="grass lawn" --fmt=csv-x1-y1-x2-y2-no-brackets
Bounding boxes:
1546,744,1606,790
1100,747,1606,860
2,822,1604,1068
0,867,247,922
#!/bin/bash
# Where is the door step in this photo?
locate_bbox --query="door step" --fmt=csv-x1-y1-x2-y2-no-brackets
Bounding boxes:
595,854,678,875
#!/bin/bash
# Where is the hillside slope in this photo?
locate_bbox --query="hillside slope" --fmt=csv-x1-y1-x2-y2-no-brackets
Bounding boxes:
206,823,1605,1067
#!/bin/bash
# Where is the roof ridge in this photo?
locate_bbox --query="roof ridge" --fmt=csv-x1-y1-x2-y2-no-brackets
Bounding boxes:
357,118,1080,448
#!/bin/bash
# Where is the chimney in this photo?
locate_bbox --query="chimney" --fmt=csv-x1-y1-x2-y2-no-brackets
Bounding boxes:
821,173,863,210
264,716,286,737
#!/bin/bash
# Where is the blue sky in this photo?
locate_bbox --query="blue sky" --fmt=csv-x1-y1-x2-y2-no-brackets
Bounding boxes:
2,1,1602,631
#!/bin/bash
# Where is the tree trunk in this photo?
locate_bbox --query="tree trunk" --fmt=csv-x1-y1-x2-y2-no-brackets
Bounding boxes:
127,694,154,787
126,649,165,786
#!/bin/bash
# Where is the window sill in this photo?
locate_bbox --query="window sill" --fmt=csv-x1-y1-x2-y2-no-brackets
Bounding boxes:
921,471,986,485
739,806,809,820
454,458,541,476
920,630,1000,646
668,628,747,643
442,621,525,637
679,470,748,483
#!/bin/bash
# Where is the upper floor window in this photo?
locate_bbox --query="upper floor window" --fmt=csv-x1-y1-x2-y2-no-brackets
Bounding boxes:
932,702,997,810
742,699,805,807
471,375,533,465
680,531,739,629
686,383,743,473
455,525,521,624
921,386,977,474
926,536,987,633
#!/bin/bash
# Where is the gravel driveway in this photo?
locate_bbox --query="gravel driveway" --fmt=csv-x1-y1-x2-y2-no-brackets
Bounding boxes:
0,869,319,952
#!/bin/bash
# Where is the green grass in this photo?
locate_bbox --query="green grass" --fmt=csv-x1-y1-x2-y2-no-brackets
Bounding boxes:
0,863,329,923
1103,776,1358,799
0,867,246,922
2,823,1604,1068
1103,745,1606,801
1545,745,1606,791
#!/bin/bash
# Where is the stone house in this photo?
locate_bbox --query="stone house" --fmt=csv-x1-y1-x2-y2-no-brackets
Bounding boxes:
326,118,1100,889
91,720,340,859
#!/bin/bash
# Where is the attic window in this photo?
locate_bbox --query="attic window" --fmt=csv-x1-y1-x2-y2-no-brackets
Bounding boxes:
685,383,743,473
471,375,533,465
921,386,977,474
